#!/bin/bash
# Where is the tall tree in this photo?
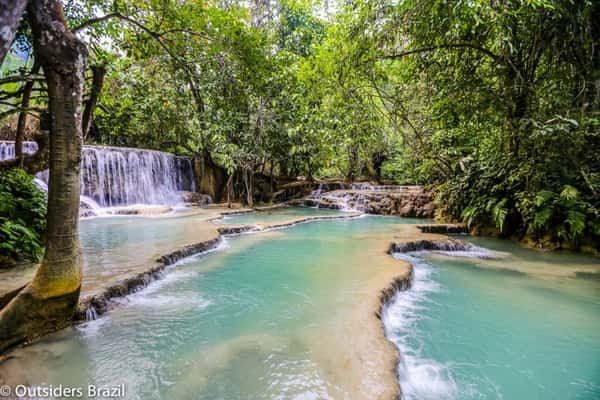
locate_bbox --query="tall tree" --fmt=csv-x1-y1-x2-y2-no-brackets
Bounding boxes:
0,0,87,352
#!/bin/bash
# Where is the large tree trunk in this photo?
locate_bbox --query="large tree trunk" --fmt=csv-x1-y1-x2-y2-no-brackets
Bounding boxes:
0,0,87,353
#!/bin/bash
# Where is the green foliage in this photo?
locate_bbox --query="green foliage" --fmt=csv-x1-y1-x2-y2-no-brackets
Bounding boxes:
0,169,47,263
437,117,599,245
10,0,592,248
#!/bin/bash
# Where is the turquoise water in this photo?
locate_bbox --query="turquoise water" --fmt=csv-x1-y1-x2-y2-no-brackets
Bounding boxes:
1,214,599,400
78,210,220,290
218,206,345,225
0,209,220,296
1,215,418,398
386,239,600,400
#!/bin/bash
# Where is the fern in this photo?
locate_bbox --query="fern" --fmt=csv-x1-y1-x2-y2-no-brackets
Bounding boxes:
533,207,554,230
535,190,555,207
560,185,578,201
565,210,586,240
492,198,508,232
461,205,479,228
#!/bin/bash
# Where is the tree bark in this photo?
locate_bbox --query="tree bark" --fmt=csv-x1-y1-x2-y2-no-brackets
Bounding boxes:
82,65,106,140
15,62,41,160
0,0,27,64
0,0,87,353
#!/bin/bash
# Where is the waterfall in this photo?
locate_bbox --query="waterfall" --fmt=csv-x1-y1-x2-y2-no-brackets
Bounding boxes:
304,189,368,212
0,141,38,159
350,183,407,192
309,184,324,208
85,306,98,321
0,141,196,208
79,146,195,206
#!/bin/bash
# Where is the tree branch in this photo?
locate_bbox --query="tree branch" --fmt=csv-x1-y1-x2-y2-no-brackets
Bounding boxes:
16,62,42,158
0,75,45,85
72,11,207,119
72,12,121,32
382,42,501,62
0,106,45,120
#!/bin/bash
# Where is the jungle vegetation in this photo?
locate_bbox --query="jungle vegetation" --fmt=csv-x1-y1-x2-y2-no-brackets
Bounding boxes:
0,1,599,271
0,0,598,353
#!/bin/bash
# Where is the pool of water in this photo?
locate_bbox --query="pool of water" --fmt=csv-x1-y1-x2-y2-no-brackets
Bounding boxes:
0,209,222,296
1,215,598,400
80,207,350,292
0,207,351,298
0,215,419,398
386,238,600,400
79,210,224,291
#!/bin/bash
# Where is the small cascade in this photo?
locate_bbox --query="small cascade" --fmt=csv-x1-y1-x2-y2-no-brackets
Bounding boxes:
305,190,369,212
0,141,196,209
390,239,499,259
308,184,324,208
85,306,98,321
350,183,407,192
0,141,38,160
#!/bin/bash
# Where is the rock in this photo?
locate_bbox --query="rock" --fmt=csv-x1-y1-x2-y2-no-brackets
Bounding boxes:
417,224,468,234
79,202,96,218
180,191,213,206
291,185,435,217
389,239,476,253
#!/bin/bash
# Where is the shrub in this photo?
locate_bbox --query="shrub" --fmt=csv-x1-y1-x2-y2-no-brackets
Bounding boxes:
0,169,46,265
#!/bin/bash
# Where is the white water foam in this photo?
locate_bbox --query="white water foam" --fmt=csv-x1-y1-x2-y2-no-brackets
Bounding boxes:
409,246,502,260
383,253,459,400
77,238,228,337
384,246,499,399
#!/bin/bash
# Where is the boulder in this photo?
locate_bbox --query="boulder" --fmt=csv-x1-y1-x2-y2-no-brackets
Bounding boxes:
180,191,213,206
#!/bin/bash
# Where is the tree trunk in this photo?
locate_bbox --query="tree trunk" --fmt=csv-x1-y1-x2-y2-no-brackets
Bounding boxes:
346,145,358,183
0,0,27,64
82,65,106,141
243,168,254,207
0,0,87,353
15,62,41,161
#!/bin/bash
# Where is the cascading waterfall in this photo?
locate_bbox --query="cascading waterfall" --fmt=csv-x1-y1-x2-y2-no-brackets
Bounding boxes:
309,184,324,208
305,190,369,212
0,141,196,209
0,141,39,159
80,146,196,207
